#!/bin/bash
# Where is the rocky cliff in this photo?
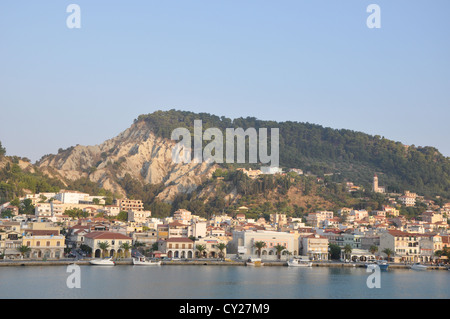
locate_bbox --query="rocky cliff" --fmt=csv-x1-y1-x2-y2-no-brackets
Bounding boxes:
36,120,218,202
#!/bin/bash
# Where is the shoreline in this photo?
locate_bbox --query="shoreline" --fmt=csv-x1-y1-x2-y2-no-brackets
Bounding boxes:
0,259,448,270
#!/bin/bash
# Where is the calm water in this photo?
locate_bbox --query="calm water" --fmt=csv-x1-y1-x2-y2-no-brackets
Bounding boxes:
0,265,449,299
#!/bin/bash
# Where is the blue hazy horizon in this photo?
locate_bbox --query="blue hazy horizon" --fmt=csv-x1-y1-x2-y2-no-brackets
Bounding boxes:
0,1,449,162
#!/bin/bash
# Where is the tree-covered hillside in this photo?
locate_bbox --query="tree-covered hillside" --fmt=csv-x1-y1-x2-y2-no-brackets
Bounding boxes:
136,109,450,199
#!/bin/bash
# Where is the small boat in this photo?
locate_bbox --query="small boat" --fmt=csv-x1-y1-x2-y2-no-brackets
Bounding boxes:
89,257,115,266
376,261,389,271
410,263,428,271
133,257,161,266
365,260,389,271
246,257,264,267
287,257,312,267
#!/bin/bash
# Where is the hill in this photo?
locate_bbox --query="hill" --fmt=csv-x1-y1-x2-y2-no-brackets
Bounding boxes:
1,110,449,219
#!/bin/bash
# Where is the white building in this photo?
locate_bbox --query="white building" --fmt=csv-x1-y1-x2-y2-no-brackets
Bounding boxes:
127,210,151,223
55,191,90,204
228,230,296,259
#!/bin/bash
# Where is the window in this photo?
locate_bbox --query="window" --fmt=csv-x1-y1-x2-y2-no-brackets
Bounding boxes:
26,241,30,247
57,241,60,247
46,241,50,247
36,241,40,247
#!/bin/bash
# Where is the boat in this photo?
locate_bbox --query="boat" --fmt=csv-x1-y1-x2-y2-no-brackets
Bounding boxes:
246,257,264,267
133,257,161,266
89,257,115,266
365,260,389,271
287,257,312,267
375,261,389,271
410,263,428,271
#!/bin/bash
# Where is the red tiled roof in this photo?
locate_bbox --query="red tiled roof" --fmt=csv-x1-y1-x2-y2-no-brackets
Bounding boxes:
84,231,131,240
165,237,194,243
26,230,59,236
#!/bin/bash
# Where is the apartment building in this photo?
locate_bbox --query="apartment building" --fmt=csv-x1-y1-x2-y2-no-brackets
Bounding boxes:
114,198,144,212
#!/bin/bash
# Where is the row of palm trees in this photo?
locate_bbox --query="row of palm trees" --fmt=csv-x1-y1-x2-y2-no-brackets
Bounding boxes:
96,242,230,260
192,243,227,259
341,244,394,261
251,242,396,262
253,241,288,260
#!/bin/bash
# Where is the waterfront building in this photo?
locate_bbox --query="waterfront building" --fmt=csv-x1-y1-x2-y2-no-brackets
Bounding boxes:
84,231,133,258
0,228,22,259
22,231,65,259
379,230,442,263
301,234,329,261
158,237,194,259
228,230,295,259
195,235,228,258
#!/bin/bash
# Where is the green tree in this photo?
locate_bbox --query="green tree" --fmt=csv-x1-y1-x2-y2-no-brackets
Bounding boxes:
18,245,31,258
253,241,266,258
80,244,92,256
0,141,5,157
196,244,206,258
328,243,341,260
120,242,132,258
19,198,35,215
369,245,379,256
274,244,286,260
116,211,128,222
1,208,14,219
382,248,394,261
217,243,227,259
98,241,110,258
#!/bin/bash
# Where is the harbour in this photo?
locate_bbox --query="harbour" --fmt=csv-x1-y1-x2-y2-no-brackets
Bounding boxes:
0,264,449,299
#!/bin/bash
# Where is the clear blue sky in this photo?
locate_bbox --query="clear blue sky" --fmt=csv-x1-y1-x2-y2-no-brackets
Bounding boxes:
1,1,449,162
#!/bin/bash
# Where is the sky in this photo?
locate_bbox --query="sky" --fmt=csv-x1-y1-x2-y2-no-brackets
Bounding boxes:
0,0,449,162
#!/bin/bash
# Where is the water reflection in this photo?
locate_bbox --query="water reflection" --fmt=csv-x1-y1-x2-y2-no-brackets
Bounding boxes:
0,265,448,299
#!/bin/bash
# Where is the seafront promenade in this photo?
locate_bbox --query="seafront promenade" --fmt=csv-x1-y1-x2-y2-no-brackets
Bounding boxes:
0,259,448,270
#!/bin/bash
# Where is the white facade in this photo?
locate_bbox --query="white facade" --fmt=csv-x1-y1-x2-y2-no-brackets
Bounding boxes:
55,191,90,204
229,230,295,259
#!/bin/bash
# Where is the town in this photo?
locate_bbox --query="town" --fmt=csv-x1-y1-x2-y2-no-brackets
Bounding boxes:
0,173,449,268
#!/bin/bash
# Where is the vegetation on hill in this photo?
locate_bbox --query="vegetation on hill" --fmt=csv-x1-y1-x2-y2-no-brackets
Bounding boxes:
136,110,450,199
1,106,449,223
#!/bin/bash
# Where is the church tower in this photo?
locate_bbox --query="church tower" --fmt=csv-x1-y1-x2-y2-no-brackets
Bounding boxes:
373,174,379,192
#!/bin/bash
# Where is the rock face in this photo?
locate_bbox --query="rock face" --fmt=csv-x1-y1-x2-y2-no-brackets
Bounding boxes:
37,120,218,202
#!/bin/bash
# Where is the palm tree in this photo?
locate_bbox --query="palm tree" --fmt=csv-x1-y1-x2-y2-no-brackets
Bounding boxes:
217,243,227,260
196,244,206,258
120,242,132,258
369,245,378,259
98,241,110,258
18,245,31,259
253,241,266,258
382,248,394,262
343,244,352,261
274,244,286,260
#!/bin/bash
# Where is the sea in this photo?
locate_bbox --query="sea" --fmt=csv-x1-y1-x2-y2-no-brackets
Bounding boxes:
0,264,449,299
